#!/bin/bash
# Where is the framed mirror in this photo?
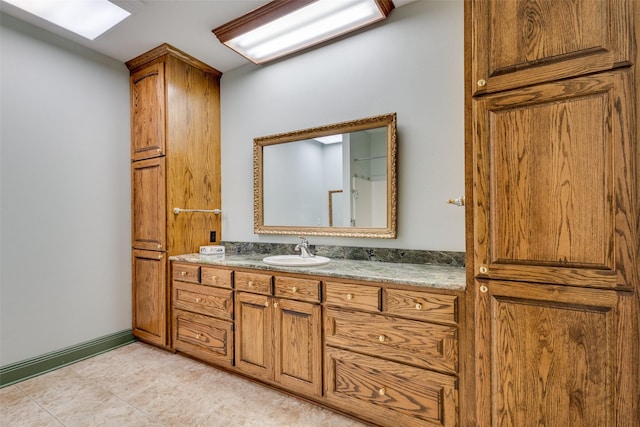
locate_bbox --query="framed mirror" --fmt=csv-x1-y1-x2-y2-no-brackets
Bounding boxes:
254,113,397,238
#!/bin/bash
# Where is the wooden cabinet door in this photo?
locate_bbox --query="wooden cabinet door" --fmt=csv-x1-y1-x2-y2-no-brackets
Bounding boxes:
473,71,636,289
474,279,636,426
130,62,165,160
132,249,167,346
235,292,273,379
471,0,632,94
132,157,166,251
273,298,322,397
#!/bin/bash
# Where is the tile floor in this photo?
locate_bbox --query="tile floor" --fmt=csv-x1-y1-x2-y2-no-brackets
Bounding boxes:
0,342,368,426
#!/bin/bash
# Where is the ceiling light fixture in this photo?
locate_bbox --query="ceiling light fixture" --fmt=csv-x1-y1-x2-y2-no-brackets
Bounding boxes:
3,0,130,40
213,0,394,65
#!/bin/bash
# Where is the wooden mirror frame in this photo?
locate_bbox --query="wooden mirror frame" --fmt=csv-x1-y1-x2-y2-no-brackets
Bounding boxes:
253,113,397,238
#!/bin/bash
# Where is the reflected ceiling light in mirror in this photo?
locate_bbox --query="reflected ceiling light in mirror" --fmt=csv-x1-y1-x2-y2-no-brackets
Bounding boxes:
314,134,343,144
213,0,394,64
3,0,130,40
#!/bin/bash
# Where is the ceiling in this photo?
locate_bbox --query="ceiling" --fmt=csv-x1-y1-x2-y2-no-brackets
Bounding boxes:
0,0,416,73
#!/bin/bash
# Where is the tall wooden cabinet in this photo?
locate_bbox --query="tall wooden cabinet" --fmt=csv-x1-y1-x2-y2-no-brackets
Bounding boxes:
466,1,638,425
127,44,222,347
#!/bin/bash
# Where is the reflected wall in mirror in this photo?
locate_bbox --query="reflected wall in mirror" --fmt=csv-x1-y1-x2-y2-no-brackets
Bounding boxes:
254,113,397,238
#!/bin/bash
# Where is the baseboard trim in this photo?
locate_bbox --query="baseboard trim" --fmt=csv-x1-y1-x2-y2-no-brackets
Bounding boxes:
0,329,136,388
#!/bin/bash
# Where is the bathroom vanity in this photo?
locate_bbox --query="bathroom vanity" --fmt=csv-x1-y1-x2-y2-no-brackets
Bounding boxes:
169,254,465,427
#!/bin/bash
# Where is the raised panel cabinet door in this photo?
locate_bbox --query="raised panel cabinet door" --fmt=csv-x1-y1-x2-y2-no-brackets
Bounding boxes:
473,71,636,289
234,292,273,379
471,0,632,94
474,280,636,426
130,62,165,160
273,299,322,397
132,249,167,346
132,157,166,251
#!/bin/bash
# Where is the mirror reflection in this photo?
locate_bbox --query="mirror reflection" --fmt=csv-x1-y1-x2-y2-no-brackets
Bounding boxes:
254,113,397,238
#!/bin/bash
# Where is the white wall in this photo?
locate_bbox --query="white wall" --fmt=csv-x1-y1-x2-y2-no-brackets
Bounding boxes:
220,0,465,251
0,14,131,365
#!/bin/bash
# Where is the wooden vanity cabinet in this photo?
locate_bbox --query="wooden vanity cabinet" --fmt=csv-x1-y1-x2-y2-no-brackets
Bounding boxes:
128,44,222,348
324,280,460,427
171,263,234,367
235,274,323,397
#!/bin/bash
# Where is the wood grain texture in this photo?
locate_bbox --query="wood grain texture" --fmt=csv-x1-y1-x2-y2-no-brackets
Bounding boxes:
274,276,321,303
474,280,634,427
235,271,273,295
132,249,167,346
273,298,322,397
474,71,635,289
472,0,631,94
130,62,165,161
324,306,458,375
384,288,458,325
325,347,458,427
165,55,221,256
234,292,273,379
173,309,233,367
324,281,381,311
173,281,233,320
131,157,166,251
200,266,233,288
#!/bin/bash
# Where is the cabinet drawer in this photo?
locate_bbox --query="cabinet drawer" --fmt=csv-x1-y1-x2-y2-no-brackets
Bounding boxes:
173,281,233,320
324,281,380,312
201,266,233,288
235,271,272,295
325,347,457,427
173,309,233,367
172,263,200,283
325,307,458,375
385,289,458,325
274,276,320,303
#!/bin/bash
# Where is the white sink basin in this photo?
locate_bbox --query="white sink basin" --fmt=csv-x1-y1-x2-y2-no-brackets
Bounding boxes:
262,255,331,267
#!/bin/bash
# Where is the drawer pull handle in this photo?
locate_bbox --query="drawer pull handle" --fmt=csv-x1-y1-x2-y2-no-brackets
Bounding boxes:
181,271,187,276
274,302,279,308
291,287,298,293
195,333,201,339
415,303,422,310
378,387,386,396
264,301,269,307
195,297,202,303
211,276,217,281
248,281,254,287
378,335,386,342
157,244,162,249
346,293,354,300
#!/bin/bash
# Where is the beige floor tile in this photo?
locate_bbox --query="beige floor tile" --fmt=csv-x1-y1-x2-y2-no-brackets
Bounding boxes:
0,385,63,426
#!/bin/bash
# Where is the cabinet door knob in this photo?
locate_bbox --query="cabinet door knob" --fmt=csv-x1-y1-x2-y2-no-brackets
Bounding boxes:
211,276,217,282
195,333,201,339
480,285,488,293
479,266,488,274
378,387,386,396
346,293,354,300
477,79,486,87
247,281,253,287
157,244,162,249
195,297,202,303
264,301,269,307
274,302,279,308
181,271,186,276
378,335,386,342
291,287,298,293
415,303,422,310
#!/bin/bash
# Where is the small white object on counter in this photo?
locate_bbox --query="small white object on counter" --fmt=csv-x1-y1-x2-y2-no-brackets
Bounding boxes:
200,245,225,255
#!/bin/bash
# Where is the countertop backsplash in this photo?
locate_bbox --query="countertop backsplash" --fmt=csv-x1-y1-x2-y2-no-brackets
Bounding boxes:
220,241,465,267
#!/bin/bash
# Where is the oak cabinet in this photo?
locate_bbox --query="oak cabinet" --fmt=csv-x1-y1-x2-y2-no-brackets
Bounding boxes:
235,275,323,397
474,280,636,426
127,44,222,348
471,0,632,94
171,263,234,367
132,249,167,346
467,1,638,425
324,281,460,427
473,70,636,290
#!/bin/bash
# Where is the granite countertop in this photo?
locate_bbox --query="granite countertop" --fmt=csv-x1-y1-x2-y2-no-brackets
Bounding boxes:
170,253,466,291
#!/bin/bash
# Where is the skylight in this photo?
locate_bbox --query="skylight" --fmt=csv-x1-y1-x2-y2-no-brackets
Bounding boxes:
4,0,131,40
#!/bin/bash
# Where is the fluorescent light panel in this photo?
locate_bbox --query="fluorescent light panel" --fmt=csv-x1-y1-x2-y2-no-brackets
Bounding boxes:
4,0,130,40
214,0,394,64
314,134,343,144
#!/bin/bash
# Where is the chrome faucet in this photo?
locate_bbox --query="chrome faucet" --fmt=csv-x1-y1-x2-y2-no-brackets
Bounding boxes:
295,237,314,258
